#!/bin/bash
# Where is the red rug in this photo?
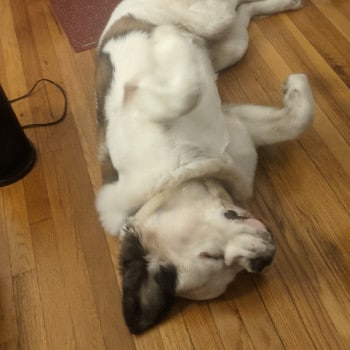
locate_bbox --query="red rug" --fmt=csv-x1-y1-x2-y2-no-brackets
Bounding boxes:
50,0,121,52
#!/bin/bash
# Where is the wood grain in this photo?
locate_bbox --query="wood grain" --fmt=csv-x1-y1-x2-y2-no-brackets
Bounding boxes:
0,0,349,349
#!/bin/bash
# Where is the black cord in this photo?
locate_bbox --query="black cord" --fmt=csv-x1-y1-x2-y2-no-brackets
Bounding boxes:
9,78,67,129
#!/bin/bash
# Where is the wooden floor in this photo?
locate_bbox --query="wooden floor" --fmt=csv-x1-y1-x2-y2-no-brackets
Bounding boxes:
1,0,349,349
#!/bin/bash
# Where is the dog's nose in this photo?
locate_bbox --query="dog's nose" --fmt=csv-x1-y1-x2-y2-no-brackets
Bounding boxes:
249,230,275,273
249,256,274,273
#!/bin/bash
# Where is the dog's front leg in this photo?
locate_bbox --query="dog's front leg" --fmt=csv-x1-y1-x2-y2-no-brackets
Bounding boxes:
95,181,143,235
222,74,314,146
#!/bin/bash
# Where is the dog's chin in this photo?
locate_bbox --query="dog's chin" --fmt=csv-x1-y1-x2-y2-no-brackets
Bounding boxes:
178,286,227,301
176,267,242,301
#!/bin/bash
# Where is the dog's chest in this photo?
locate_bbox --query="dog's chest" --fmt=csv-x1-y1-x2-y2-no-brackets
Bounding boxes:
107,99,230,179
107,116,176,180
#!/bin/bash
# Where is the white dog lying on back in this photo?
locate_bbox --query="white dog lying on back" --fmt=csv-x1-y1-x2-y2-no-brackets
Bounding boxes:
95,0,313,333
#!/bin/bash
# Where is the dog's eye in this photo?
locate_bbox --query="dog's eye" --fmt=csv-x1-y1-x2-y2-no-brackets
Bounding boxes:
224,210,240,220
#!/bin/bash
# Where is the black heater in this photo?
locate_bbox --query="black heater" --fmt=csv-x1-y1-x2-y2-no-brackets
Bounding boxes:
0,84,36,186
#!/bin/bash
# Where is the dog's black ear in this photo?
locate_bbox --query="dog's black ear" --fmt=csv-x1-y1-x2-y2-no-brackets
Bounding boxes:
119,229,177,334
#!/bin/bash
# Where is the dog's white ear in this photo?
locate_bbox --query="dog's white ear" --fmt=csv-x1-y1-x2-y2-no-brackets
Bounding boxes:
119,227,177,334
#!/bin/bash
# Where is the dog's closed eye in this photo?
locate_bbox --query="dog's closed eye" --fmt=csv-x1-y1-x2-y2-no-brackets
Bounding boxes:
224,210,239,219
224,210,249,220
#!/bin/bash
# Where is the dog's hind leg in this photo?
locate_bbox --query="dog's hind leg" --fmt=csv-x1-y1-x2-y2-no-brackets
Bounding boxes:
210,0,303,71
222,74,314,146
175,0,236,40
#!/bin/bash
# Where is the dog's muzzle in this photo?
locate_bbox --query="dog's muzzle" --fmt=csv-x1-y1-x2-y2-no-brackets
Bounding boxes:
248,229,276,273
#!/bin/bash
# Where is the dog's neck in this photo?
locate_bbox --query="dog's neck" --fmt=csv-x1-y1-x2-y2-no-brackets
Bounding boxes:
129,178,245,229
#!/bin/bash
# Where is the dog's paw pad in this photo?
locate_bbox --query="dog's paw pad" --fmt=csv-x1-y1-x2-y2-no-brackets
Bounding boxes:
282,74,314,128
283,74,310,105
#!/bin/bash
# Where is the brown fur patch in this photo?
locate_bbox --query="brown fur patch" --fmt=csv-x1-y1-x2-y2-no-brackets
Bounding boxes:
95,50,118,184
100,148,119,183
100,15,155,49
102,158,118,183
95,51,113,127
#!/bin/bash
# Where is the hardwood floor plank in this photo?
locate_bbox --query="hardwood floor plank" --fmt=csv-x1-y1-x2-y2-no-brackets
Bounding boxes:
0,193,10,280
154,305,193,350
0,0,33,127
311,0,350,41
30,219,77,350
19,0,78,156
22,156,52,225
180,302,225,350
133,328,165,350
41,149,114,350
13,270,49,350
290,3,350,88
0,193,18,345
255,148,350,349
209,298,254,350
0,278,18,345
39,0,101,189
299,128,350,211
226,275,287,349
2,183,36,276
73,51,101,191
0,340,18,350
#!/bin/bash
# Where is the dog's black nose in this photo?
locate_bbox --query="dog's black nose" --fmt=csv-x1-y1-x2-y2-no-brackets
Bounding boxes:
249,256,274,273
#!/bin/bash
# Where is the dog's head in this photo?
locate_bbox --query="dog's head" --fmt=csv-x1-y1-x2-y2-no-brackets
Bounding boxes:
119,181,275,333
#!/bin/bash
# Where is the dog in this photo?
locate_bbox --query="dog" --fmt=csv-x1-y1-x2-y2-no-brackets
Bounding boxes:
95,0,313,334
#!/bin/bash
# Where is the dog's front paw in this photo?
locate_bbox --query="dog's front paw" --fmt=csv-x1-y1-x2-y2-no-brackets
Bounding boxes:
95,184,127,236
283,74,314,128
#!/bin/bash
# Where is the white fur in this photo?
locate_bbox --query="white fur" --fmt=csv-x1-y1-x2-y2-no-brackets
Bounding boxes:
96,0,312,300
